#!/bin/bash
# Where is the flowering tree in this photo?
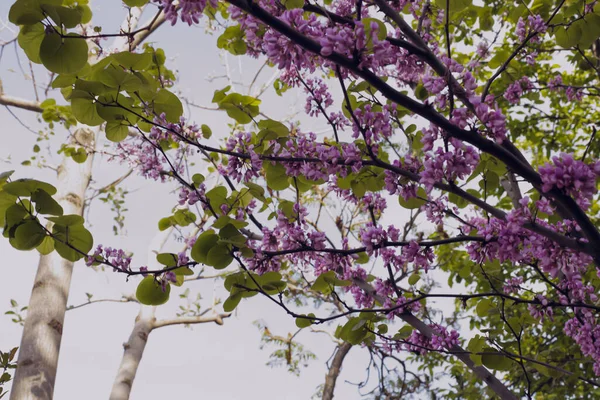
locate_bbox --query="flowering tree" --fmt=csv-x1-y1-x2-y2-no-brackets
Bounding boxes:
4,0,600,399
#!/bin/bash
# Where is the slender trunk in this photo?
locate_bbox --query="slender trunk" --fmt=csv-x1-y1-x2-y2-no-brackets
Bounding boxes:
322,342,352,400
10,6,150,398
10,128,95,400
109,306,156,400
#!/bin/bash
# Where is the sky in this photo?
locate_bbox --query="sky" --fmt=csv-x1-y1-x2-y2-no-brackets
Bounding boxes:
0,2,376,399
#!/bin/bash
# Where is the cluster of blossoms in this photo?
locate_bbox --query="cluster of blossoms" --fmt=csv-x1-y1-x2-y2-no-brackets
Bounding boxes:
420,140,479,192
224,131,263,183
114,114,196,182
178,185,204,206
384,155,422,201
565,311,600,375
503,276,523,294
154,0,218,26
86,245,132,272
303,78,333,117
504,77,534,105
538,152,600,210
466,198,593,278
399,324,460,355
516,14,547,43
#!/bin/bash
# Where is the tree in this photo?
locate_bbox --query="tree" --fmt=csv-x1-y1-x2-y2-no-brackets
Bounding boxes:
3,0,600,399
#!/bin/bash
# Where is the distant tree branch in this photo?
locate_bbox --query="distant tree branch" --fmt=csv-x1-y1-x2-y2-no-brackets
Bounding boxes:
322,342,352,400
152,313,231,329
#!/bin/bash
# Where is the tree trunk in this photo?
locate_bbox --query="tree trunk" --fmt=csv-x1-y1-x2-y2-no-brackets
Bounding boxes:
322,342,352,400
10,128,95,400
109,306,156,400
9,6,151,398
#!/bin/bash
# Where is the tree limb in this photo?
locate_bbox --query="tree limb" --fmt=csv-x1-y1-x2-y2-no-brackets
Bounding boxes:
322,342,352,400
152,313,231,329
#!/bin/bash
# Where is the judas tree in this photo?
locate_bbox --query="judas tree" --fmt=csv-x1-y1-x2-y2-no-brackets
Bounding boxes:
3,0,600,399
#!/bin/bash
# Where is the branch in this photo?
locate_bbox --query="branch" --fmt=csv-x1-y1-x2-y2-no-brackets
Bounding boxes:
225,0,600,264
322,342,352,400
351,279,519,400
67,295,138,311
0,94,42,113
152,313,231,329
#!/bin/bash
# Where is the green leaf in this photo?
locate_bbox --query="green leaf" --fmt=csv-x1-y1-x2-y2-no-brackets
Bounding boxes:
36,236,55,255
52,222,93,261
96,64,142,91
206,244,233,269
156,253,178,267
192,173,205,185
223,292,242,312
281,0,304,9
216,25,247,55
9,0,61,25
217,93,261,124
70,147,88,163
153,89,183,123
265,163,289,191
123,0,149,7
3,202,30,237
46,214,84,226
295,313,315,328
10,220,46,250
71,90,105,126
408,274,420,285
136,276,170,306
205,186,228,211
105,122,130,142
40,33,88,75
18,23,45,64
157,217,172,231
257,119,289,139
173,209,196,227
337,317,370,345
0,171,14,185
42,5,83,28
0,191,17,227
190,230,219,264
481,348,513,371
467,335,486,366
3,179,57,196
476,299,493,317
395,325,413,339
111,51,152,70
201,124,212,139
555,25,582,49
31,189,63,216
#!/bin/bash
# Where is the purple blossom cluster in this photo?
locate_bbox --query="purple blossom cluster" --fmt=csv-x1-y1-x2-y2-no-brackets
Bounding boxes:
153,0,218,26
86,245,132,272
504,77,534,105
539,153,600,210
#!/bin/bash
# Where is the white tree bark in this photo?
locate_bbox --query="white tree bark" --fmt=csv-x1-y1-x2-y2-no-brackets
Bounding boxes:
10,128,95,400
109,306,156,400
9,6,153,399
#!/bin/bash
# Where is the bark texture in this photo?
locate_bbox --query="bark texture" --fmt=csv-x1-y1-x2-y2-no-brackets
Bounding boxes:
10,128,95,400
322,342,352,400
109,307,156,400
